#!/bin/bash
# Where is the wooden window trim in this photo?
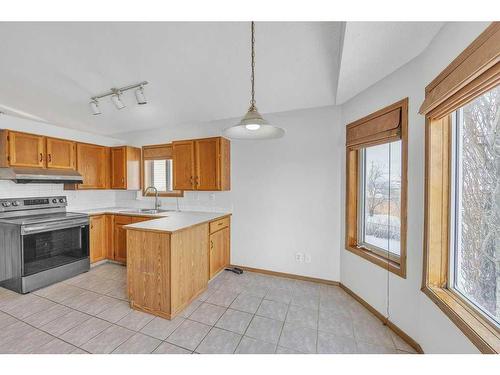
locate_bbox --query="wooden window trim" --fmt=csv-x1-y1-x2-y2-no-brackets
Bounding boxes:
141,143,184,198
421,22,500,353
345,98,408,278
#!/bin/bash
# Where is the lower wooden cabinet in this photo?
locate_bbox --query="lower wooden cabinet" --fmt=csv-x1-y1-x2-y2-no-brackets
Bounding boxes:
89,215,107,263
113,215,151,264
209,217,230,279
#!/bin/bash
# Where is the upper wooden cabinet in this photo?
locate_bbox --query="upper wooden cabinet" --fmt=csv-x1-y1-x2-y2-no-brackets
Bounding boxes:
75,143,110,189
111,146,141,190
172,137,230,191
46,137,76,170
3,130,46,168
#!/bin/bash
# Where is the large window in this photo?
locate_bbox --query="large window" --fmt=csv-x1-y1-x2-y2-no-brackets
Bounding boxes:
345,98,408,278
358,140,402,260
142,143,183,197
421,22,500,353
450,86,500,328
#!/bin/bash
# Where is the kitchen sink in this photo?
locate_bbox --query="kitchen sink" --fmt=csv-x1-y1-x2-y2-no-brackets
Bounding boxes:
118,208,173,214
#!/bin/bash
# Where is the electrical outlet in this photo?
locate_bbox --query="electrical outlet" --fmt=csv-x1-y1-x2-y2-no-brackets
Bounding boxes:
209,193,215,201
295,252,304,262
305,254,311,263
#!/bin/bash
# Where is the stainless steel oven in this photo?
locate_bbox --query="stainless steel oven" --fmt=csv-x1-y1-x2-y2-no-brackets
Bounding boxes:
0,196,90,293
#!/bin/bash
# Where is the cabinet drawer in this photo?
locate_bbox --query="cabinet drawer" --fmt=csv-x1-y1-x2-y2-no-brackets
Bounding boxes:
209,216,229,233
114,215,133,225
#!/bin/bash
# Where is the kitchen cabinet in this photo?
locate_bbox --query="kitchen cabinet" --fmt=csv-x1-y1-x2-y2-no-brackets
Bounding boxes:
90,215,107,263
209,217,230,278
5,131,46,168
113,215,151,264
46,137,76,170
74,143,110,189
172,140,195,190
111,146,141,190
172,137,230,191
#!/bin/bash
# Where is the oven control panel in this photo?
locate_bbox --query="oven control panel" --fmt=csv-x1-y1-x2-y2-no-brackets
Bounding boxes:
0,196,67,212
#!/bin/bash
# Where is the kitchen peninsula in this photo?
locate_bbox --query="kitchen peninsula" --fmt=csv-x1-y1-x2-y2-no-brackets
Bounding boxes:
124,211,231,320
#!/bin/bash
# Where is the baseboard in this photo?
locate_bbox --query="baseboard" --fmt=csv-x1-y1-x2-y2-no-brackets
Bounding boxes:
230,264,340,286
339,283,424,354
231,264,423,354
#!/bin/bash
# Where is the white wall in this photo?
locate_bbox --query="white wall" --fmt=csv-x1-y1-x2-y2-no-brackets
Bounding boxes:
116,106,344,281
339,22,491,353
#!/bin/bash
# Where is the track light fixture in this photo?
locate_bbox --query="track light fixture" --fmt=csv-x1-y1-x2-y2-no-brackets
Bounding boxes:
89,81,148,115
89,99,101,115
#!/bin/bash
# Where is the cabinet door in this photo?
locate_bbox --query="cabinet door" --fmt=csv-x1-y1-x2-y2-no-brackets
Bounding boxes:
76,144,108,189
111,146,127,189
114,216,132,263
195,138,220,190
209,226,230,279
8,131,45,168
172,140,195,190
46,137,76,170
90,215,106,263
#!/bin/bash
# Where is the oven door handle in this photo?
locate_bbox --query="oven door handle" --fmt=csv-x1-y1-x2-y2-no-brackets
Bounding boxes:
21,219,89,235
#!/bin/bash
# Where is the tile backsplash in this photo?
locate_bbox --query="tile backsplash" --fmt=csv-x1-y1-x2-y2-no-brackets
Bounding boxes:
0,181,232,213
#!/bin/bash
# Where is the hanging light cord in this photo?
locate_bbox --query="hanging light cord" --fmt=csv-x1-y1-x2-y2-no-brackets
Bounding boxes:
250,21,256,111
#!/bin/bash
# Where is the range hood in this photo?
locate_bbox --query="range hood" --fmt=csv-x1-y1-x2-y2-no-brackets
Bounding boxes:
0,167,83,184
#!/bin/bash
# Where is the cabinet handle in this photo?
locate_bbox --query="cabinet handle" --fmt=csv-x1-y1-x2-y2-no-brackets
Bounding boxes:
48,154,52,163
210,240,213,249
39,153,43,162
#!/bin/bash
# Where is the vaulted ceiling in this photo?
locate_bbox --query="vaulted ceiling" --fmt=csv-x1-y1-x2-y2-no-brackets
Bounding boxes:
0,21,443,135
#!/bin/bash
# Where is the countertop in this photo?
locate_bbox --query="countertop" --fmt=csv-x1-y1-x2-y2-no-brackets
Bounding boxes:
73,207,230,233
124,211,230,233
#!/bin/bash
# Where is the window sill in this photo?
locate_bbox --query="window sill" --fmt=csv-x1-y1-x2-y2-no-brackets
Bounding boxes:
345,244,406,278
143,191,184,198
422,285,500,353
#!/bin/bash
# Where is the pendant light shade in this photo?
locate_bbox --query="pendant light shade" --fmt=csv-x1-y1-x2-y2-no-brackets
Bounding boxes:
223,22,285,140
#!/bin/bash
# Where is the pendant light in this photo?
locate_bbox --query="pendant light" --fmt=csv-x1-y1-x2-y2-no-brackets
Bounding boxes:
224,22,285,140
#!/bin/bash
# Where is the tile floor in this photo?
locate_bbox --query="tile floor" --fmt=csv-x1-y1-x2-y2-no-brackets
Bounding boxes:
0,263,417,354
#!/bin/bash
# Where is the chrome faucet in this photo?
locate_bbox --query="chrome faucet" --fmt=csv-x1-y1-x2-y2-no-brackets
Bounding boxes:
145,186,160,210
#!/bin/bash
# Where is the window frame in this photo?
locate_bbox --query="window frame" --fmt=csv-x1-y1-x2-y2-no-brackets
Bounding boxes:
345,98,408,278
420,22,500,353
141,143,184,198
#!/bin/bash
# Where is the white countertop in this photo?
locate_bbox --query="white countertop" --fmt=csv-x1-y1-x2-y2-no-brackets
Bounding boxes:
73,207,230,233
124,211,230,233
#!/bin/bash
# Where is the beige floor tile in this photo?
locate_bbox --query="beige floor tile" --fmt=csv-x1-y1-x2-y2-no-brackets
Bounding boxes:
0,311,18,329
153,342,191,354
97,300,132,323
215,309,253,334
318,310,353,338
245,315,283,344
357,341,399,353
59,317,111,347
230,294,262,314
235,336,276,354
205,290,239,307
265,288,293,304
140,316,185,340
286,305,318,330
23,304,72,328
40,309,91,336
33,338,77,354
317,331,357,354
278,323,317,354
178,300,202,318
81,325,134,353
256,299,288,321
196,327,241,354
113,333,161,354
189,303,226,326
116,310,155,331
166,319,211,351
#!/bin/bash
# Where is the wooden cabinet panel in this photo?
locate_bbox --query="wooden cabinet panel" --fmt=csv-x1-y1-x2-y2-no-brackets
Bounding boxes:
114,216,132,264
111,146,141,190
111,147,126,189
172,137,230,191
209,226,230,279
195,138,219,190
209,216,230,234
8,131,45,168
46,137,76,170
90,215,106,263
172,140,195,190
76,143,109,189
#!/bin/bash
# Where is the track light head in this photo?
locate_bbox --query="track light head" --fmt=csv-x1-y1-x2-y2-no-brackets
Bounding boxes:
135,86,147,105
111,91,126,110
89,99,101,115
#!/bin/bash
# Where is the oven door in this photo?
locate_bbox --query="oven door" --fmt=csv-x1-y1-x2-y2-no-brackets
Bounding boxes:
21,218,89,276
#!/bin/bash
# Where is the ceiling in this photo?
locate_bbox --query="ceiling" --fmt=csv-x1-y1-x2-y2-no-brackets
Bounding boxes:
0,22,443,136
